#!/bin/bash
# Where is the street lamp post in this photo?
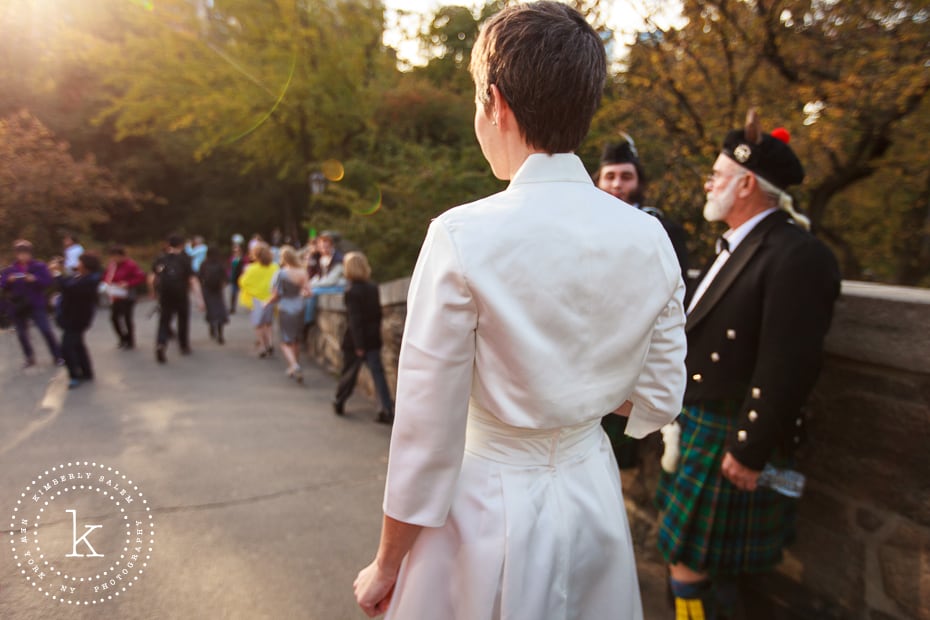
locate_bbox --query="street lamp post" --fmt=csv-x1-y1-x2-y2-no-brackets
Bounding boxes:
309,171,327,197
307,171,327,239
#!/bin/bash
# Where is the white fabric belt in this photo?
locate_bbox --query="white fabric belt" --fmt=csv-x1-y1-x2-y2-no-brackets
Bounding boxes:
465,400,603,467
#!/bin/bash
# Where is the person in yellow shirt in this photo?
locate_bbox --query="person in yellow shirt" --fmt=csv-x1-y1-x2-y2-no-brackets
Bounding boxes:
237,243,279,357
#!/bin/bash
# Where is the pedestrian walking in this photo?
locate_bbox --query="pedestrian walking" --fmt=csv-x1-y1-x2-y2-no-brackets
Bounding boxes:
62,233,85,275
185,235,208,274
228,243,246,314
332,252,393,422
103,245,147,349
199,248,229,344
237,243,278,358
151,235,203,364
52,253,102,388
0,240,63,368
267,247,308,381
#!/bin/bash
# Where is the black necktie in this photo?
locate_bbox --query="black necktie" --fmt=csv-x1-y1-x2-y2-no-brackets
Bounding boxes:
716,236,730,255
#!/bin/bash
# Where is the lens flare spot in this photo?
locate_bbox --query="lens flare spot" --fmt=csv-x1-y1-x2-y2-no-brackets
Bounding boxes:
129,0,154,10
321,160,345,182
352,185,382,216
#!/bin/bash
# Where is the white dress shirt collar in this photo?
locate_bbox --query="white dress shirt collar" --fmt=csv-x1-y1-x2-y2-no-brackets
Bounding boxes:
687,208,778,315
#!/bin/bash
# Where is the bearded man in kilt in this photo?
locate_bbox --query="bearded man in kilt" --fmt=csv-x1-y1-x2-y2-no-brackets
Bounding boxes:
655,110,841,619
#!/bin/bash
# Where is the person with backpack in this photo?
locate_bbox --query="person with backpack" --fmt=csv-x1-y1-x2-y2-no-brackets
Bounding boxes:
150,235,203,364
198,247,229,344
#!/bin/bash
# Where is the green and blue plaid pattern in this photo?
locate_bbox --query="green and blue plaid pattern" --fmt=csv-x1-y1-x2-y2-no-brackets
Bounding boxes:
656,402,797,576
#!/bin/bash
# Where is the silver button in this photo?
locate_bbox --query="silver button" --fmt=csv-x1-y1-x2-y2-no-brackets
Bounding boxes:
796,418,803,427
737,430,747,442
726,329,737,340
692,373,703,383
752,387,761,399
748,410,758,422
710,352,720,362
794,436,801,444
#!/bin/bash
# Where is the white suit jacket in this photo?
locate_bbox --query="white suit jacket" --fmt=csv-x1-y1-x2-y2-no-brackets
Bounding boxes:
384,153,686,526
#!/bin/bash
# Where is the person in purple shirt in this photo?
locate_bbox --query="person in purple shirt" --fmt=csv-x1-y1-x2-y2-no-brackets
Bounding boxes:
0,240,63,368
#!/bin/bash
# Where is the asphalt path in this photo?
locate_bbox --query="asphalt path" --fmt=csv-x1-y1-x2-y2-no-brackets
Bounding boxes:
0,300,668,619
1,301,389,619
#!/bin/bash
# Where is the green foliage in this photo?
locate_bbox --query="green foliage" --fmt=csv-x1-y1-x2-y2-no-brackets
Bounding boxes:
373,77,474,145
305,142,502,282
0,0,926,286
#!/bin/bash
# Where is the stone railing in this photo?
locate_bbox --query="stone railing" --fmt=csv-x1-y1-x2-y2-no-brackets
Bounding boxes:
308,279,930,620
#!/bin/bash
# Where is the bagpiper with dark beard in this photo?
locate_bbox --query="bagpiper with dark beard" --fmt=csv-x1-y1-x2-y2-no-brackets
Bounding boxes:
595,135,690,277
656,110,841,619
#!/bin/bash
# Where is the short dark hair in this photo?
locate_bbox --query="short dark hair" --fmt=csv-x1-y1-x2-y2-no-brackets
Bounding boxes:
79,252,101,273
167,234,184,248
470,1,606,154
108,245,126,256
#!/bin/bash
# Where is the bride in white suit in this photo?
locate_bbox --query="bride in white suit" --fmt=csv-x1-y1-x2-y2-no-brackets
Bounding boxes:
354,2,687,618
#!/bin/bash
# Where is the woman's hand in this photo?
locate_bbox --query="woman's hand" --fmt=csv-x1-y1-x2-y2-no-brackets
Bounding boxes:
354,559,397,617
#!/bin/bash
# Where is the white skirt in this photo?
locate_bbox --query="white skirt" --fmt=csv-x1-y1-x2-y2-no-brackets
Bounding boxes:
386,404,643,620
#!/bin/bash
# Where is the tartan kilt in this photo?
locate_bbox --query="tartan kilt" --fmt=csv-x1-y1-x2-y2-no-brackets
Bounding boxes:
655,402,797,576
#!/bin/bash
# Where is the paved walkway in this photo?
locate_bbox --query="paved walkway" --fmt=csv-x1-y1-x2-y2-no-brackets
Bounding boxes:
0,301,668,619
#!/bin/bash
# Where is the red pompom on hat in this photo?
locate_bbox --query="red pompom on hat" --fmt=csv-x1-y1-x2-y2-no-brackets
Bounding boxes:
770,127,791,144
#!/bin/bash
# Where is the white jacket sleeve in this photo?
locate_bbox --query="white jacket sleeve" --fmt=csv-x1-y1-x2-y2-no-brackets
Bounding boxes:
382,220,477,527
625,274,687,438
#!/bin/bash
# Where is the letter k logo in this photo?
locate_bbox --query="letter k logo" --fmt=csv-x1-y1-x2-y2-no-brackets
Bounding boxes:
65,509,104,558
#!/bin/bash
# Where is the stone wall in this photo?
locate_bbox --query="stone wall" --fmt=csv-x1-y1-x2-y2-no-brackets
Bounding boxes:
308,279,930,619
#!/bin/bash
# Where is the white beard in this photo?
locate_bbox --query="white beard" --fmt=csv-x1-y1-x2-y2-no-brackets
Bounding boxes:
703,180,739,222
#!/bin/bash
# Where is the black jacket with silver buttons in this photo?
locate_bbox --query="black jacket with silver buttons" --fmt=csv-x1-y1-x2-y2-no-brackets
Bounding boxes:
684,210,840,470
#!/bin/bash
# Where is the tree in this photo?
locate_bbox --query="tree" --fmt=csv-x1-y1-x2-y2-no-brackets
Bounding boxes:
593,0,930,283
82,0,395,238
0,110,151,257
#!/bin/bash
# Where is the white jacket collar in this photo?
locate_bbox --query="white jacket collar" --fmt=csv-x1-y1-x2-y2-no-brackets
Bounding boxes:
509,153,593,187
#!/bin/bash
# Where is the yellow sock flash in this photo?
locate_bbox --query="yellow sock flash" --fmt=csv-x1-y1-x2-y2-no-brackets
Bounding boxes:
674,597,706,620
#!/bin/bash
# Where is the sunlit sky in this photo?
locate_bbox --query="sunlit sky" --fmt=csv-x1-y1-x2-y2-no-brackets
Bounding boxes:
381,0,684,67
